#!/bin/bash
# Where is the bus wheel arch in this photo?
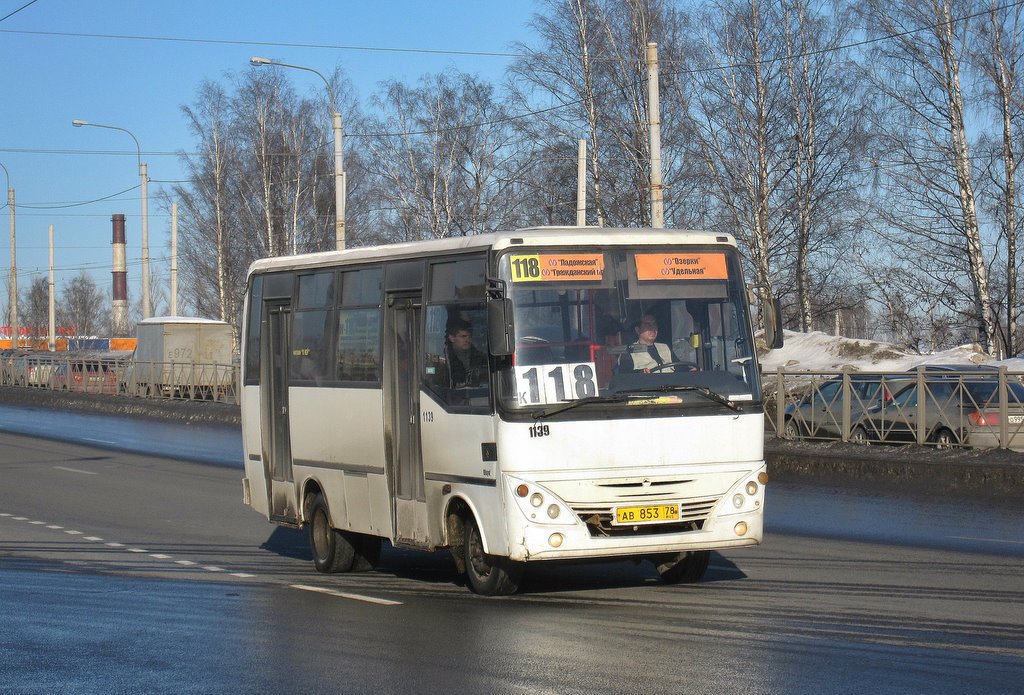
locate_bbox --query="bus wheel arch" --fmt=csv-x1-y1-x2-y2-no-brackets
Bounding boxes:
444,497,472,574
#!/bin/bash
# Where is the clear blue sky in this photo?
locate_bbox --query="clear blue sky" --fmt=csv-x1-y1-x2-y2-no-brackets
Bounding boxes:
0,0,538,316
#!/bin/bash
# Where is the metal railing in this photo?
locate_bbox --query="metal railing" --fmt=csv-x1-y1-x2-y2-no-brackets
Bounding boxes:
0,353,238,404
767,366,1024,450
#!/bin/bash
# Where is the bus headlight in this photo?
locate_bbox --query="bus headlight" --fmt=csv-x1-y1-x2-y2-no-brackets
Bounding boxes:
732,493,745,509
547,504,560,519
746,481,758,495
530,493,544,508
734,521,748,536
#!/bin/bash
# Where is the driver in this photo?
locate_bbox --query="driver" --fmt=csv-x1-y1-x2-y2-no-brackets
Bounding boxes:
619,314,678,374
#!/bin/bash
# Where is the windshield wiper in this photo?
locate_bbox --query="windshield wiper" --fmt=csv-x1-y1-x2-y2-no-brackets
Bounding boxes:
533,394,635,419
621,384,745,412
533,385,745,419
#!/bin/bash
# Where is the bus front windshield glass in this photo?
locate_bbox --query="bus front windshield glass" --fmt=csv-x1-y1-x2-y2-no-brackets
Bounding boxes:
496,247,760,413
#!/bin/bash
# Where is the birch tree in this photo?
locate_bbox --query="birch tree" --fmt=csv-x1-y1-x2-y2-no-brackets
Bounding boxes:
864,0,998,354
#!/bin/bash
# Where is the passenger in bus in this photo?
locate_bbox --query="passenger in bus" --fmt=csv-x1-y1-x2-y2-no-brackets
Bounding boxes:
444,318,488,388
619,314,679,374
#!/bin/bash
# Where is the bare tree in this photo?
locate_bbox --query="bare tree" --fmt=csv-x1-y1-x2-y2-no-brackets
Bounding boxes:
972,1,1024,356
678,0,793,296
58,271,106,337
864,0,998,354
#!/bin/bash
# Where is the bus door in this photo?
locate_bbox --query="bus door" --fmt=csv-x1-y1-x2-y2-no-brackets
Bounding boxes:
262,300,299,525
385,293,429,547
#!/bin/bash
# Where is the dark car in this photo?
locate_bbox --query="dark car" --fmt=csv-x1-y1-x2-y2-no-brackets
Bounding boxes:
854,372,1024,449
783,373,913,441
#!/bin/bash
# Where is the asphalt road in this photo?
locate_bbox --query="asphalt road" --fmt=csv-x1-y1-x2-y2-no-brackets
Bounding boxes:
0,426,1022,694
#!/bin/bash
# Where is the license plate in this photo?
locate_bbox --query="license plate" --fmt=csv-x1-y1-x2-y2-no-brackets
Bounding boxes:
613,504,680,525
1010,415,1024,424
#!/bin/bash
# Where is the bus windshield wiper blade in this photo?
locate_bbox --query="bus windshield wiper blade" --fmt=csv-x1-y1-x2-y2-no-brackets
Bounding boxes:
533,394,634,419
623,385,744,412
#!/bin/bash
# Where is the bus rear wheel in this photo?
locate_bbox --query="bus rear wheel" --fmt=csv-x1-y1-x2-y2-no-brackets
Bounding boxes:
653,550,710,584
463,516,523,596
308,493,355,573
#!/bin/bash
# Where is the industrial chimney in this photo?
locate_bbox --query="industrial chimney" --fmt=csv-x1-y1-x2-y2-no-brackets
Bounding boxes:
112,214,128,336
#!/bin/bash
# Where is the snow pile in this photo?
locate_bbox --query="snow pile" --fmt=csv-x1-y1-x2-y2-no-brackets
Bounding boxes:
760,330,1024,373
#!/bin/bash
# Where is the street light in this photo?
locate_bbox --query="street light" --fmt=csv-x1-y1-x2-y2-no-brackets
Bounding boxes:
250,56,346,251
72,119,151,319
0,161,15,348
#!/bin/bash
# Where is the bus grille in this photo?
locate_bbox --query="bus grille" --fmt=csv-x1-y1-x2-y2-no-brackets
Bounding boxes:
571,496,718,537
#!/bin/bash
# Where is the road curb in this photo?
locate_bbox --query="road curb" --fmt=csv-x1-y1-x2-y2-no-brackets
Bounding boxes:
767,439,1024,498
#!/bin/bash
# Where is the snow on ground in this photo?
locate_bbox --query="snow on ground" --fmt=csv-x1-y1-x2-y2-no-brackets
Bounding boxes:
760,330,1024,373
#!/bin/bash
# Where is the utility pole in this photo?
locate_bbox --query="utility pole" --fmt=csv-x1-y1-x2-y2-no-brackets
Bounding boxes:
647,42,665,229
170,202,178,316
48,225,55,352
576,139,587,226
2,162,17,349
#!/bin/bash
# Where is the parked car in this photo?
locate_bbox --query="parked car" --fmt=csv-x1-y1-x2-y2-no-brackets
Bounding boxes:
52,359,120,395
854,373,1024,449
783,373,912,440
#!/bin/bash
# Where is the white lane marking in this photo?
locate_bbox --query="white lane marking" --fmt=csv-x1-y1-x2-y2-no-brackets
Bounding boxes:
3,510,261,582
54,466,97,475
290,584,402,606
81,437,114,446
950,535,1024,545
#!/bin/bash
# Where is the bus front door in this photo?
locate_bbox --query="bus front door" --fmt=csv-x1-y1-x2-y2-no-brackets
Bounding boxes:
386,293,429,548
263,301,299,525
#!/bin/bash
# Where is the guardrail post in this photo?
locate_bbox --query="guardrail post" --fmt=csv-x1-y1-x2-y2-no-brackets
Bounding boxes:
916,366,927,446
998,366,1008,449
841,366,852,442
776,367,785,436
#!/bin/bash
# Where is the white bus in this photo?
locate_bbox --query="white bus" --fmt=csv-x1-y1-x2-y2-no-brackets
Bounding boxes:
240,227,782,595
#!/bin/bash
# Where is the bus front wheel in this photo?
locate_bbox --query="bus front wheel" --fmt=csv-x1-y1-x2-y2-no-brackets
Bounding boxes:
463,516,523,596
653,550,710,584
308,493,355,573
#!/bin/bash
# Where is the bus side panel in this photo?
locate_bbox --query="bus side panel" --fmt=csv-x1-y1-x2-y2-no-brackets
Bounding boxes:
288,386,391,537
419,398,502,549
241,384,269,517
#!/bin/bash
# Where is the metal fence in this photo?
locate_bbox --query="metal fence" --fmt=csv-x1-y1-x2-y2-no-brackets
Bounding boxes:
0,353,239,404
767,366,1024,451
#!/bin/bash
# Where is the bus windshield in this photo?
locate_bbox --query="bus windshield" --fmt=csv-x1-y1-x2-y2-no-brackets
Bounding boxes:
496,246,760,413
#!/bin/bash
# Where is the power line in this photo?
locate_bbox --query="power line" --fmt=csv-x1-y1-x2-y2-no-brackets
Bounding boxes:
0,27,521,58
0,0,40,24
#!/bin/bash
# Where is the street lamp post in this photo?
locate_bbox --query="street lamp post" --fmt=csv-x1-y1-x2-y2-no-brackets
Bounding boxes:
250,56,346,251
72,119,151,319
0,161,16,349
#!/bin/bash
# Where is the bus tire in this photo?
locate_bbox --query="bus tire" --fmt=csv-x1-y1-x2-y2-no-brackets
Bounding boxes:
653,550,710,584
308,493,355,573
463,515,522,596
351,534,382,572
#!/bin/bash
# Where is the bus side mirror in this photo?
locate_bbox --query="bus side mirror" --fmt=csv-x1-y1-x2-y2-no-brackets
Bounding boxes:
763,295,784,350
488,299,515,356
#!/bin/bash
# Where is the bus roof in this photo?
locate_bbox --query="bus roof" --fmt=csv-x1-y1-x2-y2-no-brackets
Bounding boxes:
246,227,736,276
